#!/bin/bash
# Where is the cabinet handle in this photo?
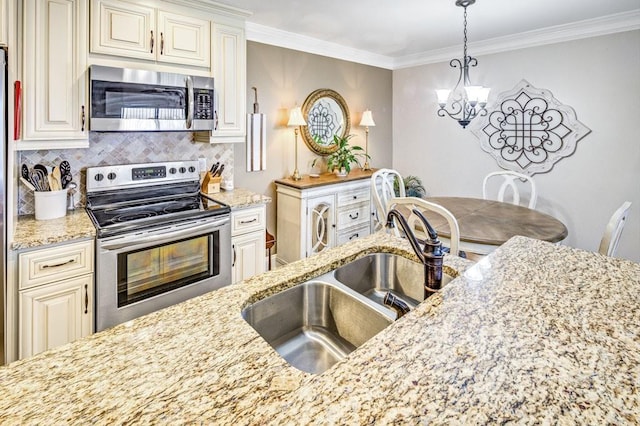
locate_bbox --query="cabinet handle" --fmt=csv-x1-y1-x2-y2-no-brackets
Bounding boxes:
349,233,359,241
353,195,357,200
81,105,85,132
84,284,88,314
349,212,359,220
232,245,236,267
150,30,154,53
239,218,257,224
160,32,164,55
41,258,75,269
214,110,219,131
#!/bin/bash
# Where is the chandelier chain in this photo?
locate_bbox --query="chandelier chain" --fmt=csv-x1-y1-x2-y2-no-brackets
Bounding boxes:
463,6,468,61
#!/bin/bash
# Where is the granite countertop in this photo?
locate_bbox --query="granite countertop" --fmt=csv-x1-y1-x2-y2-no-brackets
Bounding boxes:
11,188,271,250
12,210,96,250
1,233,638,424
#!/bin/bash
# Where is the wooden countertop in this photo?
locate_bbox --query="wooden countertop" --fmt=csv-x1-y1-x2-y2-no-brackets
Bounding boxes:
1,233,638,424
275,168,375,190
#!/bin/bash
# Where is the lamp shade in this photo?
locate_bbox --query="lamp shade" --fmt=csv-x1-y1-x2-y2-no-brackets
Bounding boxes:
359,110,375,127
287,106,306,127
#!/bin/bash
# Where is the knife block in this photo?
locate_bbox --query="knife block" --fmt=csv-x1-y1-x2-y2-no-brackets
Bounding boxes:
201,172,221,194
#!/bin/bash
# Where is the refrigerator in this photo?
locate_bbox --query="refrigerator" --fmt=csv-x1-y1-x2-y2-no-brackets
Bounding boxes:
1,48,6,365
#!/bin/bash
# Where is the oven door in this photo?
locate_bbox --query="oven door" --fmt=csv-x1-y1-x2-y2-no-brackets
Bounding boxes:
96,216,231,332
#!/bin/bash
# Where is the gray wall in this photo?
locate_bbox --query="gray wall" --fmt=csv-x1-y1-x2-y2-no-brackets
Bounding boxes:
235,42,394,240
393,30,640,262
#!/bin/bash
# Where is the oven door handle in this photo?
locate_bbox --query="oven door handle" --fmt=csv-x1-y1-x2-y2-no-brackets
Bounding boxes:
100,218,228,252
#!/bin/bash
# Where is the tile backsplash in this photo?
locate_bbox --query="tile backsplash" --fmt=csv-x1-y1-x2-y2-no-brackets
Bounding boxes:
18,132,234,215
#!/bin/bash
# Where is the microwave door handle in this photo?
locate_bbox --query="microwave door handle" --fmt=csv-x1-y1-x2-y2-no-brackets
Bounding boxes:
186,76,194,129
100,218,229,251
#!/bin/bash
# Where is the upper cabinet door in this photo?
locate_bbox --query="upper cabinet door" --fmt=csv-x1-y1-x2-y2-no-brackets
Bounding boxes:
212,23,246,141
157,11,210,67
0,0,7,46
90,0,155,60
22,0,88,147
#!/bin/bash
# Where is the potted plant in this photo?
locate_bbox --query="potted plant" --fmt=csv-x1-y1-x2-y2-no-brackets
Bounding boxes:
394,175,428,198
326,134,369,176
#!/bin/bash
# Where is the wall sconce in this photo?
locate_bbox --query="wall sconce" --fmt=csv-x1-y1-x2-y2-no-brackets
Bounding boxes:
359,110,375,170
288,106,307,180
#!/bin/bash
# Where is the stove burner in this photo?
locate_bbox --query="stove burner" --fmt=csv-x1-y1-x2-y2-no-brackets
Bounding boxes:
163,202,199,214
111,211,158,223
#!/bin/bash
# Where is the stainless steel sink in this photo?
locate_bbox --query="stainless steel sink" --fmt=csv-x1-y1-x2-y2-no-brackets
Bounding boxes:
333,253,454,308
242,281,393,374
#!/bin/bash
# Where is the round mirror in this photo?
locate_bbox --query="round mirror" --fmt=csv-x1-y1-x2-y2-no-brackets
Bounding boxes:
300,89,351,155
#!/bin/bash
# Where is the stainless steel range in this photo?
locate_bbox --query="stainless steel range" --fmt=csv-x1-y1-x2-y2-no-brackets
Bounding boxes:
86,160,231,332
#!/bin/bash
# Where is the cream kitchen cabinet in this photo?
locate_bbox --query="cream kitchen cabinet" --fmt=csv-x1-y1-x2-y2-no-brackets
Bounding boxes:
19,240,94,359
194,22,246,143
90,0,211,68
275,170,374,265
21,0,88,149
0,0,7,46
231,205,266,284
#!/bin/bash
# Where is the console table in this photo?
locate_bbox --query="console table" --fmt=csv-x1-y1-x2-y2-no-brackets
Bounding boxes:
275,169,375,265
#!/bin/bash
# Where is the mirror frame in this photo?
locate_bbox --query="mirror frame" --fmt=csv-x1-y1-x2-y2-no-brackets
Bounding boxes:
300,89,351,155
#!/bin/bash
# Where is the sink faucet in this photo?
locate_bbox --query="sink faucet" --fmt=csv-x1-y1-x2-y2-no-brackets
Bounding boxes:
386,208,445,303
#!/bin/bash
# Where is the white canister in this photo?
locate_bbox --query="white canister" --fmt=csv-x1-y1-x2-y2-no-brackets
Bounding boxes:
34,189,67,220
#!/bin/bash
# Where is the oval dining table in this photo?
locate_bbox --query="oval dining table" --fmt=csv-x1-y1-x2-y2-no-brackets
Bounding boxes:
420,197,569,256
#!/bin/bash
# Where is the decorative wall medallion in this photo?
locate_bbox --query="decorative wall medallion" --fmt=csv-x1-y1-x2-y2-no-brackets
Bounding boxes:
471,79,591,175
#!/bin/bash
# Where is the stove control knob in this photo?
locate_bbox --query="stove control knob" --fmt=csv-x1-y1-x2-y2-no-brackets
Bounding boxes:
169,167,177,174
107,172,117,180
188,166,196,173
179,167,186,174
94,173,104,182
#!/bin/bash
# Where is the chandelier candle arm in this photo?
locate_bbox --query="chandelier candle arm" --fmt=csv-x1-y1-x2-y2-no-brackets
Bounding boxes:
288,106,307,180
435,0,490,129
359,110,375,171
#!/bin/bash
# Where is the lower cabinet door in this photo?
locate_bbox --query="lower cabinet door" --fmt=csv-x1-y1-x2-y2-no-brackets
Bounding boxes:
232,230,265,284
19,274,93,358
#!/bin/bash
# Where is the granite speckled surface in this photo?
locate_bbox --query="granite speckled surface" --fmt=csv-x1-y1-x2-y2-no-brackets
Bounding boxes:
209,187,272,209
12,210,96,250
1,233,638,424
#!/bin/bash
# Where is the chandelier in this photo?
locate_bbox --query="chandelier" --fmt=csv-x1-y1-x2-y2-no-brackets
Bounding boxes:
436,0,490,128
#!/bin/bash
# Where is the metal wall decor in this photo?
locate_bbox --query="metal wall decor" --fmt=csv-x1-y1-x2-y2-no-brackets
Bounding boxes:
471,80,591,176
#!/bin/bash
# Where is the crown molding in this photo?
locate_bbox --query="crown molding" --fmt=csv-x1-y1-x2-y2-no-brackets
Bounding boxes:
245,22,395,69
246,10,640,70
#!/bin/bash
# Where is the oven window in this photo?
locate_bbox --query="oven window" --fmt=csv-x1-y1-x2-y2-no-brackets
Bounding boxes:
92,80,187,119
117,231,219,307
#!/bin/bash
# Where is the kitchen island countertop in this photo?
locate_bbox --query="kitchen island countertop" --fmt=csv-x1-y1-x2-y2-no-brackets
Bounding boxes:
0,232,638,424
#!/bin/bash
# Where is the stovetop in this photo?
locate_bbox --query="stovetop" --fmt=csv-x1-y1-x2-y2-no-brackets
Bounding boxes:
85,161,230,237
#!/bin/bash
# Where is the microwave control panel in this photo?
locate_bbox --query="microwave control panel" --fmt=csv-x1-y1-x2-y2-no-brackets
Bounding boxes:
194,89,214,120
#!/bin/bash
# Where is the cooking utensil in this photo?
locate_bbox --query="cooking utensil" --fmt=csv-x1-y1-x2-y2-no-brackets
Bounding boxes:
59,160,72,189
20,176,36,191
34,164,48,176
21,164,31,181
214,164,224,177
32,169,49,191
51,166,62,191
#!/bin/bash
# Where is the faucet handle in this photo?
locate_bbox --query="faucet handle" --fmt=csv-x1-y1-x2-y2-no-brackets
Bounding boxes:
412,209,443,256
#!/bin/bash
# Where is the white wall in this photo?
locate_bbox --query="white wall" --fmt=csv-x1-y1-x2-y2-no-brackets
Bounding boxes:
393,30,640,262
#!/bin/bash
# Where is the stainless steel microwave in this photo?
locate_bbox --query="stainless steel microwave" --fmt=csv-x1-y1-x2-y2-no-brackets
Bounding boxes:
89,65,215,132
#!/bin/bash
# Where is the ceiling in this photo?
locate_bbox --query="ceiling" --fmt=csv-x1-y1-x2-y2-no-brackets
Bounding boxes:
215,0,640,69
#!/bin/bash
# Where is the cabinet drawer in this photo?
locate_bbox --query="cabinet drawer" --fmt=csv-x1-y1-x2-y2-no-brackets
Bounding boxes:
336,223,371,246
231,206,265,236
336,203,370,228
337,186,370,207
19,240,94,290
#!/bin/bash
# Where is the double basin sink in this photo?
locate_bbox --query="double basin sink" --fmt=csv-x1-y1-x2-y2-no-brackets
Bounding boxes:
242,253,454,374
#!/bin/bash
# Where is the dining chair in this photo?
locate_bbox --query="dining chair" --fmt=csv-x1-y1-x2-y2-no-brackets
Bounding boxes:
482,170,538,209
386,197,460,257
371,168,405,231
598,201,632,257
